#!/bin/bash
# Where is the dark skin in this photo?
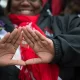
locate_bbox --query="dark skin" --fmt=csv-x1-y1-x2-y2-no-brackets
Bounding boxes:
0,28,25,66
10,0,42,15
1,26,54,65
7,0,55,65
22,27,55,64
63,1,80,14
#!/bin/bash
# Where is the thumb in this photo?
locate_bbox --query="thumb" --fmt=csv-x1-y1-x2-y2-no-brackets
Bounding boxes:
9,60,26,66
25,58,43,65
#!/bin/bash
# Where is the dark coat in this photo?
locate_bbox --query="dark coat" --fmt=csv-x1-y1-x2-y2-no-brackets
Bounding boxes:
37,4,80,80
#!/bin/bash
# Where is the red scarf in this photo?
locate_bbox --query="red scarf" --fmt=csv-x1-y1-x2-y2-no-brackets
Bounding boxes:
51,0,62,15
9,14,59,80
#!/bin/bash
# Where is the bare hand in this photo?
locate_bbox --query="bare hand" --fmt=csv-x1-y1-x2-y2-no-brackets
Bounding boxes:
22,27,55,64
0,28,25,66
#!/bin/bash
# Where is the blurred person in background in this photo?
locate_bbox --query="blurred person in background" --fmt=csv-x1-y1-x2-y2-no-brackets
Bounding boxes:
62,0,80,15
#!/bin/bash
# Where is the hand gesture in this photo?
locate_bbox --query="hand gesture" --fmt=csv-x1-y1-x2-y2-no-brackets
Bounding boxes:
0,28,25,66
22,27,55,64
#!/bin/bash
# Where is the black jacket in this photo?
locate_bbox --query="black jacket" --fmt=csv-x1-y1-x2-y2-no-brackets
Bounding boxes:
0,6,20,80
37,4,80,80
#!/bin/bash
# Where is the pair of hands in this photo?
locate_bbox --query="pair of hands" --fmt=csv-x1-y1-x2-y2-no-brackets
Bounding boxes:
0,27,55,66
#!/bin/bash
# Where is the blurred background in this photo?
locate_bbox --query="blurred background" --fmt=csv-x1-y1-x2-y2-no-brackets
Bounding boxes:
0,0,7,8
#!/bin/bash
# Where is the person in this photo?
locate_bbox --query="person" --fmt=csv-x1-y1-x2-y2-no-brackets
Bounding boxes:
6,0,80,80
6,0,59,80
61,0,80,14
0,5,25,80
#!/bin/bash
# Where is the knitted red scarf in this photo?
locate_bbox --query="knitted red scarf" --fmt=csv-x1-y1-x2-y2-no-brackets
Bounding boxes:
9,14,59,80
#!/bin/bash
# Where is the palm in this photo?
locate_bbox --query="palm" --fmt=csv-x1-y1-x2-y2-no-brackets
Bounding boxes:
0,43,15,56
33,41,46,53
0,43,15,66
23,27,55,64
32,38,54,63
0,28,25,66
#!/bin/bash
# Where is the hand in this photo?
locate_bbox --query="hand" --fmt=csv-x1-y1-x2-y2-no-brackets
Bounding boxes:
22,27,55,64
0,28,25,66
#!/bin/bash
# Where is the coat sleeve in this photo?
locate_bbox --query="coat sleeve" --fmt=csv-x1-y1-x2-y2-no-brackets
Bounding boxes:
51,15,80,67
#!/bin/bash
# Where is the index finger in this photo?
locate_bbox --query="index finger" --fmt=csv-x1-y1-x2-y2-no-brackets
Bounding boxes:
6,29,18,43
9,60,26,66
